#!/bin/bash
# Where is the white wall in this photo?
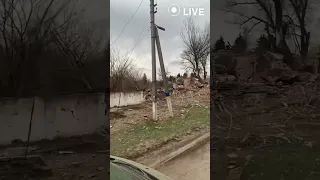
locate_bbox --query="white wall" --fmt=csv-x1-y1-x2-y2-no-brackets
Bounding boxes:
0,93,107,145
0,91,144,145
110,91,144,107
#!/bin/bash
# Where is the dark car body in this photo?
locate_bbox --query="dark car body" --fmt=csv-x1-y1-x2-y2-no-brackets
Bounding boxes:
110,155,173,180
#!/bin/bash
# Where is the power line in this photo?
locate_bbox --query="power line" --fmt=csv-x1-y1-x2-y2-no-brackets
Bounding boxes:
123,28,145,57
125,28,150,59
110,0,144,46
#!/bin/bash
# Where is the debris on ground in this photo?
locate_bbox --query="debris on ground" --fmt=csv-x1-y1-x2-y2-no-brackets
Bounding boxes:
0,133,108,180
0,155,52,179
143,77,208,102
110,77,210,161
212,50,320,179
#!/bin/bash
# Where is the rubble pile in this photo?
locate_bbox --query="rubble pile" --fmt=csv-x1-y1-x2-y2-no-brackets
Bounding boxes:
213,50,319,86
212,50,320,143
143,77,208,100
183,78,205,89
211,50,320,180
143,89,167,101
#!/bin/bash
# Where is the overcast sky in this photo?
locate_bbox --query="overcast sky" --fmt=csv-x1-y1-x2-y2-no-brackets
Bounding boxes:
110,0,210,79
110,0,320,79
211,0,320,51
77,0,109,48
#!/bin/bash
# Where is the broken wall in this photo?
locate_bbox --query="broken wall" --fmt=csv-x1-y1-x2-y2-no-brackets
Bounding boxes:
214,50,298,82
214,51,256,79
234,54,253,79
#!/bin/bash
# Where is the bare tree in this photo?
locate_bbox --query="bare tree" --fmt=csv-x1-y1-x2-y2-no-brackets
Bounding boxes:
0,0,89,96
287,0,311,60
223,0,287,50
180,17,210,79
128,66,143,90
0,0,110,97
110,48,130,92
52,19,102,89
157,67,170,81
223,0,312,60
200,56,208,80
180,49,196,73
200,23,210,80
110,48,142,92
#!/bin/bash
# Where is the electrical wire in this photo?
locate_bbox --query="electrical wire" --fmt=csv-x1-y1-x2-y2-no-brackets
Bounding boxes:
110,0,145,46
125,28,150,59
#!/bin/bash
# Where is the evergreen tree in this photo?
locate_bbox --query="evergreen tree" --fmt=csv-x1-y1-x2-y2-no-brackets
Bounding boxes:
183,72,188,78
142,73,147,85
233,33,247,52
190,72,196,78
256,34,271,51
214,36,225,51
168,75,175,82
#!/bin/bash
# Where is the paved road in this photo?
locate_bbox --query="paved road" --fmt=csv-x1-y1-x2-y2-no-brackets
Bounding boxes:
157,141,210,180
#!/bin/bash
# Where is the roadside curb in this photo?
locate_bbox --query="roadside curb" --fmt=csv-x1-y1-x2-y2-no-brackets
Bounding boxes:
149,132,210,169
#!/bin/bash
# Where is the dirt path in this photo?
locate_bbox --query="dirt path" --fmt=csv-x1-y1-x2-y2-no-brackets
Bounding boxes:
0,133,108,180
156,141,210,180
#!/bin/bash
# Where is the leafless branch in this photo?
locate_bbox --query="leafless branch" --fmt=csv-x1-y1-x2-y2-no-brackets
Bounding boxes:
180,17,209,79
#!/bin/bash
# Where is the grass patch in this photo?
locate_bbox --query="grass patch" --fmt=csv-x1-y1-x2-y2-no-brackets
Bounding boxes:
110,107,209,158
243,145,320,180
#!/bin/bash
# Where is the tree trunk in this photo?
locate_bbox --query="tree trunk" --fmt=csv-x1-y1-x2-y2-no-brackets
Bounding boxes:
203,66,207,80
197,68,201,79
17,44,29,97
194,56,200,78
274,0,284,50
300,24,310,61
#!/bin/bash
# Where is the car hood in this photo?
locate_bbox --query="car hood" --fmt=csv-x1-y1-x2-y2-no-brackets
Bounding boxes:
110,155,174,180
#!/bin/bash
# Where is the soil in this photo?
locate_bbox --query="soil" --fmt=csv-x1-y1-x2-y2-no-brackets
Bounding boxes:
211,81,320,179
135,128,209,166
110,87,209,135
0,87,209,179
0,133,108,180
110,87,210,160
110,106,210,159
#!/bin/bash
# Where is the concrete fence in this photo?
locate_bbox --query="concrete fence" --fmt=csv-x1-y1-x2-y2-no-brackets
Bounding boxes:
0,92,107,145
110,91,144,107
0,91,144,145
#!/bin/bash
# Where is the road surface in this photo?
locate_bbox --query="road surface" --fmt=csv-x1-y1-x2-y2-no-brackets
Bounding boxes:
157,141,210,180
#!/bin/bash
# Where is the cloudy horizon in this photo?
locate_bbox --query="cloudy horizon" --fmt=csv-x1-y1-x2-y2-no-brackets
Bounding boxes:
111,0,320,80
110,0,210,79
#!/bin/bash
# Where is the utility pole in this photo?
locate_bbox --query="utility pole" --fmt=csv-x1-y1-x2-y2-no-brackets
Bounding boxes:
155,27,173,117
150,0,157,120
